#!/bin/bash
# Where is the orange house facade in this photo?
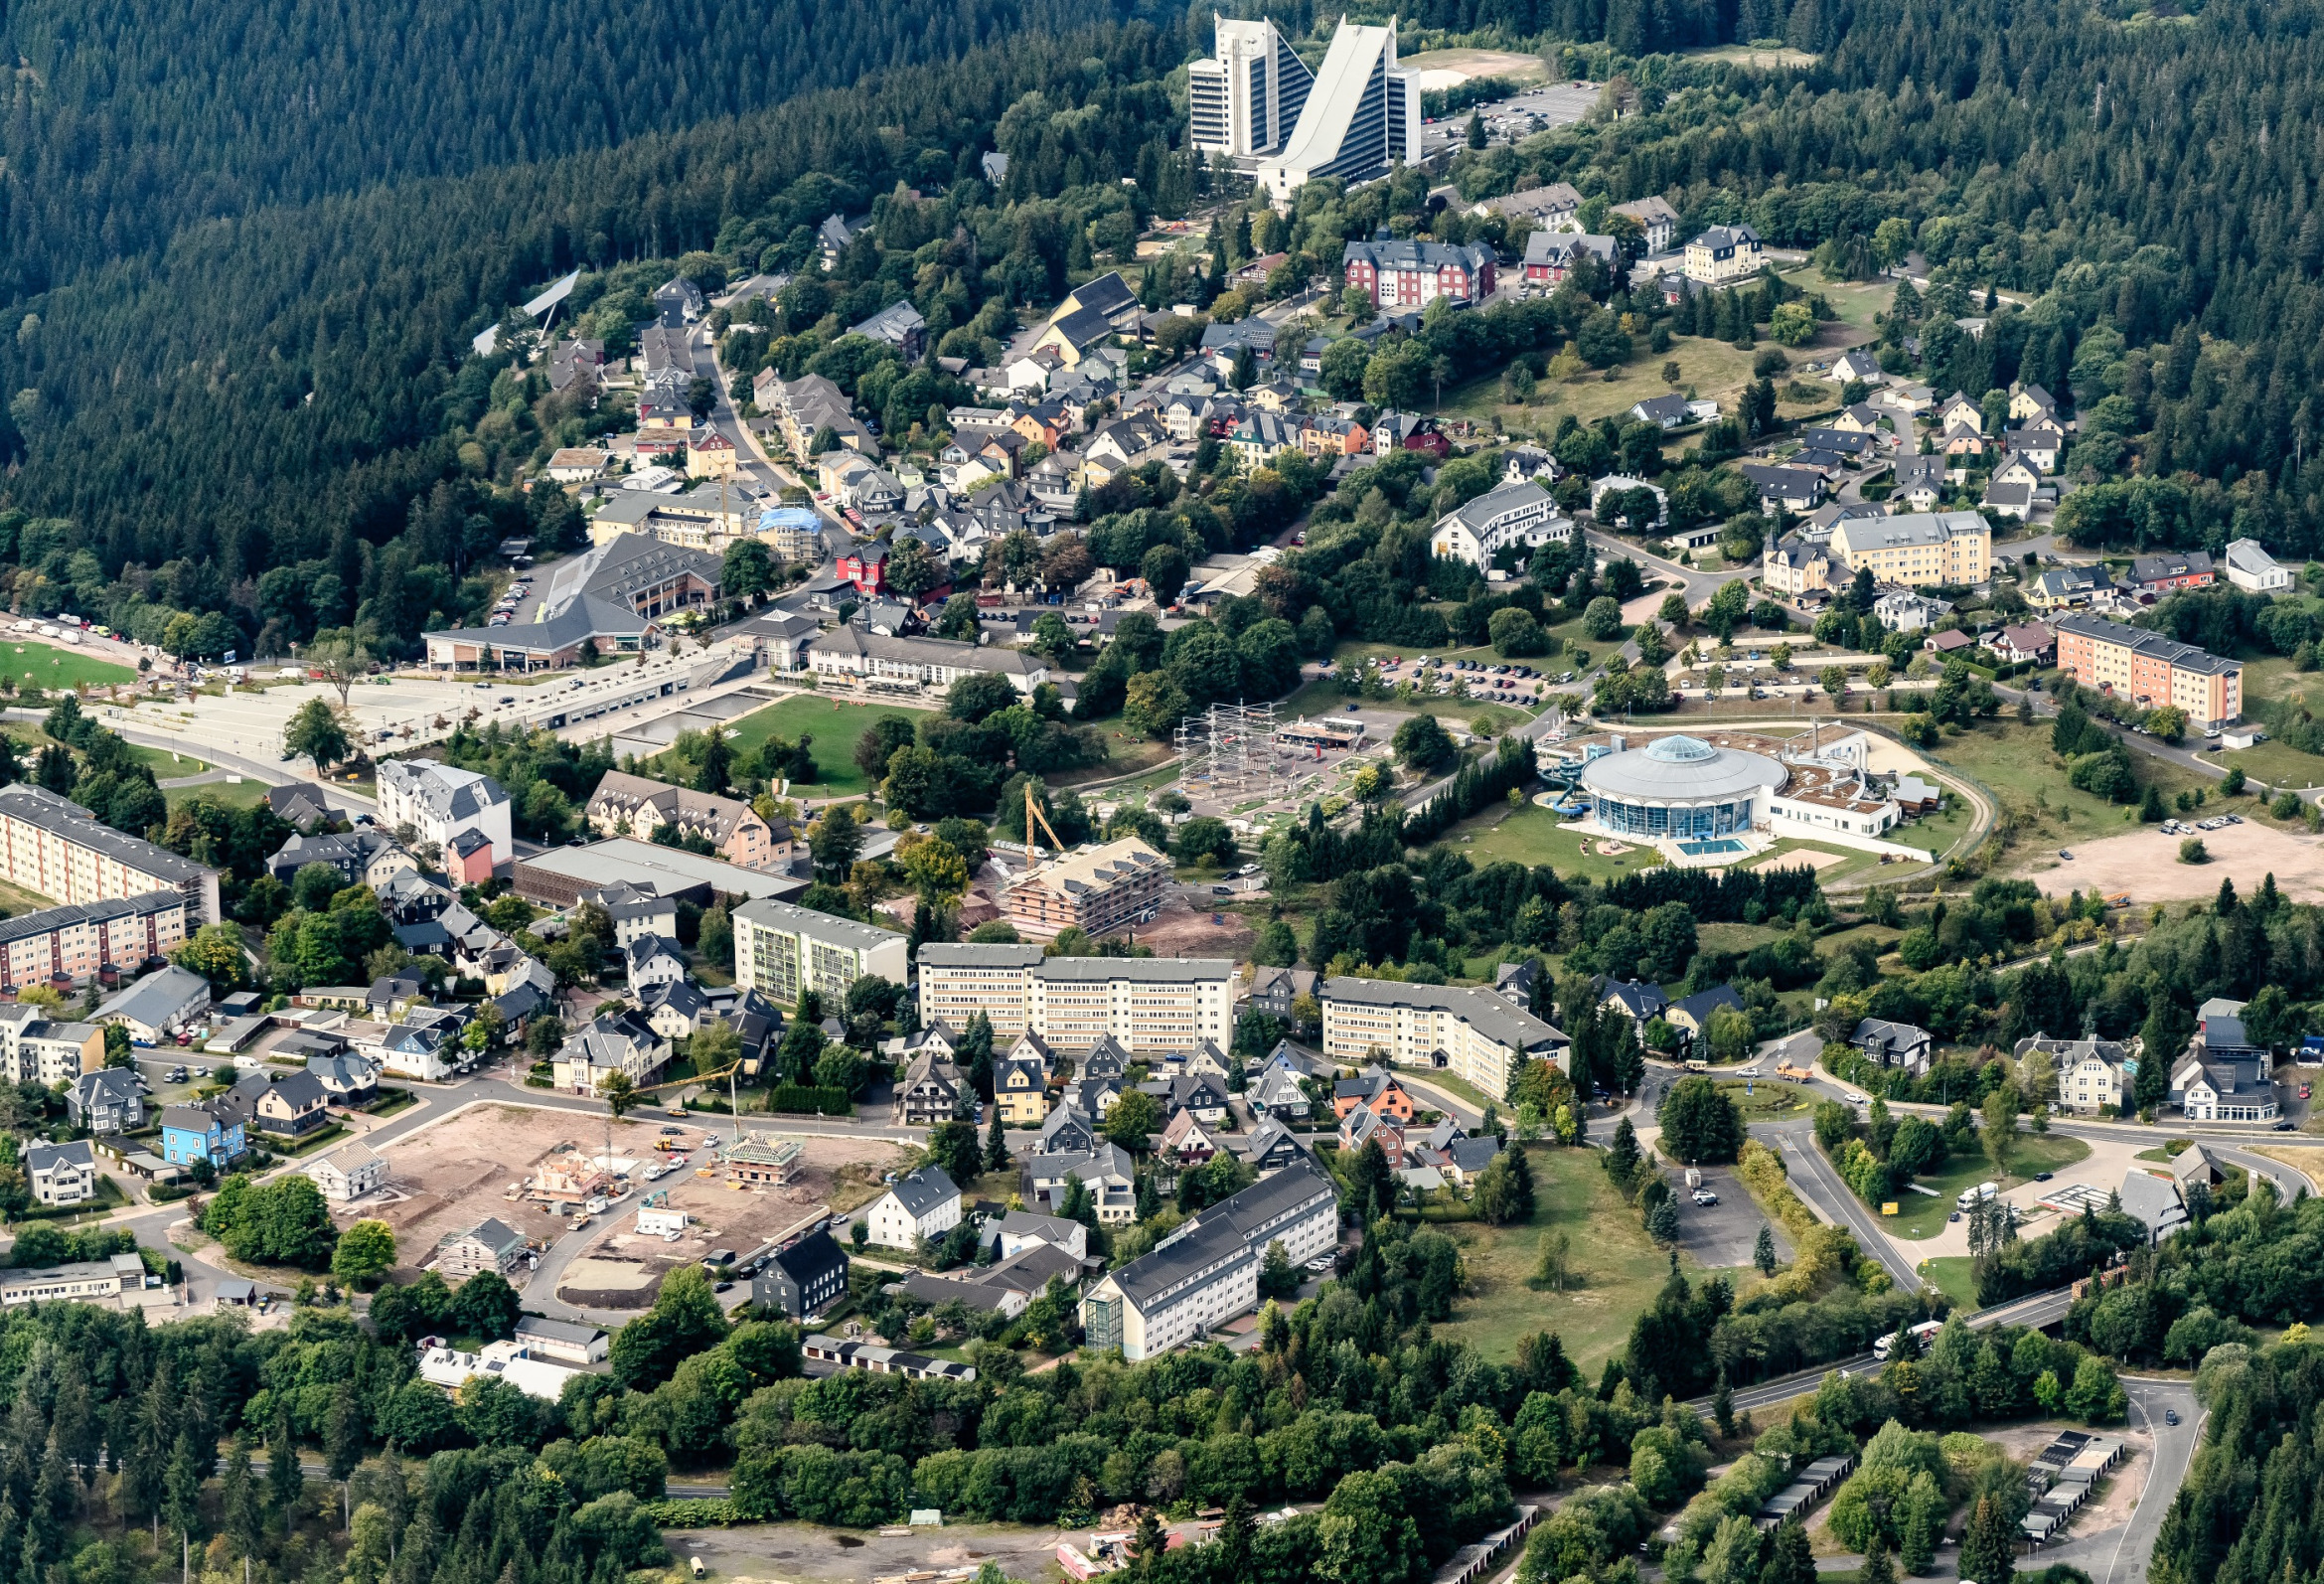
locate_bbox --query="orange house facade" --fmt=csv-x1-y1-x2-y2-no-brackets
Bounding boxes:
2055,613,2244,732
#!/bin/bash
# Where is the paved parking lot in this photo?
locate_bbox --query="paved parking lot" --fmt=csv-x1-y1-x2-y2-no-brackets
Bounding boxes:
1663,1163,1787,1271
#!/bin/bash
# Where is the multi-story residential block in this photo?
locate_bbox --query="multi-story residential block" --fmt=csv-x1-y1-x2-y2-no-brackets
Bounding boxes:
1186,15,1314,156
1033,958,1236,1050
1341,236,1496,310
1827,511,1992,588
2054,613,2245,731
585,772,788,870
0,785,219,924
1682,225,1765,283
1613,196,1680,252
1002,837,1170,939
25,1141,97,1206
436,1217,530,1282
68,1068,143,1134
862,1168,962,1250
2016,1032,2138,1115
731,896,908,1003
1427,481,1569,570
549,1010,671,1095
0,890,188,991
1256,20,1417,202
915,946,1234,1049
0,1006,101,1086
1321,978,1570,1101
160,1100,244,1170
1079,1161,1337,1360
376,761,513,867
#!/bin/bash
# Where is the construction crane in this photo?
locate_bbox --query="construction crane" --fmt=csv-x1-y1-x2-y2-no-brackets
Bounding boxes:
610,1058,748,1144
1022,779,1066,880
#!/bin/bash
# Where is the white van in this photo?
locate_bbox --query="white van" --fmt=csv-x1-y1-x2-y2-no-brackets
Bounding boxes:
1955,1181,1999,1211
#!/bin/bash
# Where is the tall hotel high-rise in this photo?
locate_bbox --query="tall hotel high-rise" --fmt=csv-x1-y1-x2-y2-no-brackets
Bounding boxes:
1255,17,1419,203
1187,16,1316,157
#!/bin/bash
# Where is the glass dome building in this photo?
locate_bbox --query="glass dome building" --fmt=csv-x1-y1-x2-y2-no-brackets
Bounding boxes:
1579,734,1786,840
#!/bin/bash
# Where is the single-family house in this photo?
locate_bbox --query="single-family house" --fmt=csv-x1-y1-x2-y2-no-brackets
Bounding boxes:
24,1141,97,1206
1854,1017,1935,1076
862,1168,963,1250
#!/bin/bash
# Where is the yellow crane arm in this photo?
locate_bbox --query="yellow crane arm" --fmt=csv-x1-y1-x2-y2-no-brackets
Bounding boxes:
1025,782,1065,862
631,1059,744,1095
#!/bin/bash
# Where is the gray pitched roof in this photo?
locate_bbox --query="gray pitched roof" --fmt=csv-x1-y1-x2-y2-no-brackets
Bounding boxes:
883,1167,960,1218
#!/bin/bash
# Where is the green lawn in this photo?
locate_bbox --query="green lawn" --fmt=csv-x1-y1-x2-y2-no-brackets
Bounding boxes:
1434,1144,1677,1370
166,779,269,812
0,642,136,690
1275,679,1539,735
1717,1077,1814,1119
0,873,57,912
1883,1134,2092,1240
1747,837,1900,887
719,696,928,798
1916,1255,1980,1311
1444,801,1668,878
1924,718,2213,859
2196,739,2324,792
1697,921,1787,954
1051,708,1176,786
130,745,210,775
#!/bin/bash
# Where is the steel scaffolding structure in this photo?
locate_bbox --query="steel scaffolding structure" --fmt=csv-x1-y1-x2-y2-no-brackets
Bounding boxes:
1174,700,1286,801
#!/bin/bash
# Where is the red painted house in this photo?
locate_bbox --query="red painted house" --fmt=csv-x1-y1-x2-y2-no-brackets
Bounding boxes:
1341,236,1496,310
838,547,889,595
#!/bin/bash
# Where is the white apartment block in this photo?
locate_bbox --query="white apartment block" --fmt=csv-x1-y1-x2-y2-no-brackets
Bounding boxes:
0,785,220,924
1321,977,1569,1100
731,896,908,1003
375,762,514,866
0,1006,102,1085
1081,1162,1337,1360
914,945,1233,1049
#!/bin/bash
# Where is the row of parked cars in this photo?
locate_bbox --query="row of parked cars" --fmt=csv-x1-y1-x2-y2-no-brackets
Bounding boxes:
486,578,533,627
2161,814,2244,835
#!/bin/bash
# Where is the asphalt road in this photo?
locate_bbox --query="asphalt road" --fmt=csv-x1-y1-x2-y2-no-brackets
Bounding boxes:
2038,1375,2202,1584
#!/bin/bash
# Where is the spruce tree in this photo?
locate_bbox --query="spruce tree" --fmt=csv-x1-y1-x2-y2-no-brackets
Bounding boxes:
983,1111,1009,1173
1606,1116,1642,1189
1859,1533,1896,1584
1899,1495,1936,1575
1713,1369,1736,1437
1761,1518,1816,1584
1958,1495,2016,1584
269,1400,304,1533
1755,1223,1779,1276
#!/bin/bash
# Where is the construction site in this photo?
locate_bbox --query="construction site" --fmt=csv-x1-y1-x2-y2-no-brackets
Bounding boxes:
548,1128,914,1307
356,1104,913,1285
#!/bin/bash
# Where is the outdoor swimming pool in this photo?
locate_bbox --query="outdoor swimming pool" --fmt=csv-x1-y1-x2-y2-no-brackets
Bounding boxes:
1675,838,1748,856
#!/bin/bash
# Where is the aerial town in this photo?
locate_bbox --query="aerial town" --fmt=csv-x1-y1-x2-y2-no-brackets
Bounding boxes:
0,2,2309,1583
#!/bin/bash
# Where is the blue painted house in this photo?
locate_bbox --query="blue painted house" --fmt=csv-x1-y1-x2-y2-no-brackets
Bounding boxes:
159,1102,243,1169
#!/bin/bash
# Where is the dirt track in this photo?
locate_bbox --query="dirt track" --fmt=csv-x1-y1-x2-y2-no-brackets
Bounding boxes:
2015,820,2324,903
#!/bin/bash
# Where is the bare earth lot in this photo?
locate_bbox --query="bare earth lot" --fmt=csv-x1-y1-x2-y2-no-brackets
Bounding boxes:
363,1103,914,1280
2021,820,2324,902
573,1132,912,1269
364,1103,621,1272
1133,890,1256,957
674,1520,1069,1584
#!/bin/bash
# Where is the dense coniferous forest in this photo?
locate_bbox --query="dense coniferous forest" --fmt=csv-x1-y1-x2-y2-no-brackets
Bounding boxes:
4,0,2324,628
0,0,1170,299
